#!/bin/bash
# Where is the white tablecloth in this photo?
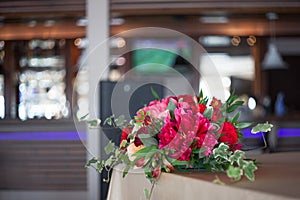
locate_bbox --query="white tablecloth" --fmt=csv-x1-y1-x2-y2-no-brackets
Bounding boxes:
107,152,300,200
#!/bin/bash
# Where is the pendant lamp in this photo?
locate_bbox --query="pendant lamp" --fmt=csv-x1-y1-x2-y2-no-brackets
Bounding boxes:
261,12,288,70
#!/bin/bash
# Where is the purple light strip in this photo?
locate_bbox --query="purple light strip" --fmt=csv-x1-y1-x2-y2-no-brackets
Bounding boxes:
0,128,299,141
0,131,86,141
277,128,300,138
242,128,300,138
241,128,262,138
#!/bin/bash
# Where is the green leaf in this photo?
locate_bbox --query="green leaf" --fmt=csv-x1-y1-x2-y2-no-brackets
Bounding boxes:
85,157,98,167
235,122,253,129
133,146,158,160
213,143,230,161
243,161,258,181
228,150,245,165
226,93,239,106
167,98,176,110
171,160,189,166
203,107,213,119
151,87,160,100
139,137,158,147
251,122,273,134
226,101,244,113
237,132,243,139
167,98,176,118
134,110,145,121
199,89,204,99
104,115,114,126
231,111,241,124
114,115,127,127
105,155,114,166
138,134,152,139
87,119,101,127
226,165,243,181
120,140,127,148
144,188,150,199
79,113,89,121
122,164,132,178
96,160,105,173
134,121,143,126
104,141,116,154
192,147,206,155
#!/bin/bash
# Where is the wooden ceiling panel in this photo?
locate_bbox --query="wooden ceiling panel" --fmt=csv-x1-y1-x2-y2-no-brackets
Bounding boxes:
0,0,86,18
0,0,299,40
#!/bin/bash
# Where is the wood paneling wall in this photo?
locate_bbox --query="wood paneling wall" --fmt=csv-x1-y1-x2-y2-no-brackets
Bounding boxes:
0,140,87,190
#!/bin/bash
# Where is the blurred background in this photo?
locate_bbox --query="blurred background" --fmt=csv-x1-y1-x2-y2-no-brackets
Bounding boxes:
0,0,299,199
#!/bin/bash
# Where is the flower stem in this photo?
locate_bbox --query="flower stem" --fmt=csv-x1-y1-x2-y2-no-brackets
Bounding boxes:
147,181,155,200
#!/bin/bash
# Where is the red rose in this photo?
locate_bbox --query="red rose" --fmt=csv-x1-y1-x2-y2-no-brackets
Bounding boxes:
120,127,131,145
219,122,238,147
198,104,207,114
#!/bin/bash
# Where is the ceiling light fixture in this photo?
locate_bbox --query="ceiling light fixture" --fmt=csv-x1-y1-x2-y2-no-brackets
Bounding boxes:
199,36,231,47
28,20,37,27
44,20,55,27
199,16,228,24
261,12,288,70
110,18,125,26
76,17,88,27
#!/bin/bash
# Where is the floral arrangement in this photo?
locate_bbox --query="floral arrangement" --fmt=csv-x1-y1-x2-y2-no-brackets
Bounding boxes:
86,90,272,199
